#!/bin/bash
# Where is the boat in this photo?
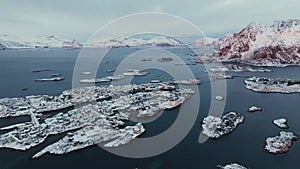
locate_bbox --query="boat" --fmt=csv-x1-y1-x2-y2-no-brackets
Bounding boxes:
150,80,162,83
80,72,93,75
51,73,61,77
79,78,111,83
140,58,152,61
171,78,201,85
106,75,125,81
165,100,184,109
215,96,225,101
105,69,115,73
158,57,173,62
122,69,148,76
32,69,51,73
35,77,65,82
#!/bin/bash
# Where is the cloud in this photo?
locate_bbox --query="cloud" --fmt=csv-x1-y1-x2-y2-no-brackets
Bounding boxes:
0,0,299,41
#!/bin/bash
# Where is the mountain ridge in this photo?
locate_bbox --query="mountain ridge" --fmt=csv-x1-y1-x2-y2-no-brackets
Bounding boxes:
213,19,300,66
0,35,184,49
0,34,83,49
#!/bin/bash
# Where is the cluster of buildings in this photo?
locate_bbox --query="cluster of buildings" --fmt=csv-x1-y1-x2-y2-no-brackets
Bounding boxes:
0,82,195,158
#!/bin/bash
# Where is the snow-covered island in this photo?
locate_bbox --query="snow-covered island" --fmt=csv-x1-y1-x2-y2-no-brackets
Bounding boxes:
208,64,271,73
248,105,262,112
245,77,300,93
0,82,195,158
217,163,248,169
215,95,225,101
201,112,244,139
264,131,298,154
273,118,289,129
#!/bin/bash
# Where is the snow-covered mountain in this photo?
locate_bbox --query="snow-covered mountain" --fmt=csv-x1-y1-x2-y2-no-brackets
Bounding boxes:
86,36,181,48
192,37,220,47
0,35,31,49
0,35,83,49
0,35,182,49
213,19,300,66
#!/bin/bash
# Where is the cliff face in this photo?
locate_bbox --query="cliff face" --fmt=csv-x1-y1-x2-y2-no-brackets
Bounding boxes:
214,19,300,66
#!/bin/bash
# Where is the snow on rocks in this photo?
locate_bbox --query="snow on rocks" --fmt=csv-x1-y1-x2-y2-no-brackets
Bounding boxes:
273,118,289,129
0,82,195,158
264,131,298,154
201,112,244,139
213,19,300,66
245,77,300,93
247,105,262,112
215,96,225,101
217,163,248,169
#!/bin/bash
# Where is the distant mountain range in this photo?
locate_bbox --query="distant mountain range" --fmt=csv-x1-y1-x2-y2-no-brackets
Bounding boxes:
212,19,300,66
2,19,300,67
0,35,182,49
85,36,181,48
0,35,83,49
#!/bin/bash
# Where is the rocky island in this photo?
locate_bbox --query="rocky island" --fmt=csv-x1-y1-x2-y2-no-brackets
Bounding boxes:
217,163,248,169
208,64,271,73
0,82,195,158
248,105,262,112
264,131,298,154
201,112,244,139
273,118,289,129
245,77,300,93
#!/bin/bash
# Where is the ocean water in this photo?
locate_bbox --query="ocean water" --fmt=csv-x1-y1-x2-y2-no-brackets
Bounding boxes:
0,48,300,169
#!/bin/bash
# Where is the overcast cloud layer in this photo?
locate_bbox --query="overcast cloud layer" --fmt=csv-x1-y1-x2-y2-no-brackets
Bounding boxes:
1,0,299,41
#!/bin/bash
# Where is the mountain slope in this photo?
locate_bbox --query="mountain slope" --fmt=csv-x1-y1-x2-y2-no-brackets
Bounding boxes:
213,19,300,66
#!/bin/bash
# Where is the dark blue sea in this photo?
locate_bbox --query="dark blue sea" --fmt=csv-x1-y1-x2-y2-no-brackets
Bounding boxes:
0,48,300,169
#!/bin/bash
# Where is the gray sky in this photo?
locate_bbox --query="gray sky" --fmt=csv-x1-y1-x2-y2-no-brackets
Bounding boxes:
1,0,299,41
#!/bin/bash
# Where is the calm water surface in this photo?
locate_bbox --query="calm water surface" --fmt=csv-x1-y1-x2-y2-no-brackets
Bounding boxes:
0,48,300,169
